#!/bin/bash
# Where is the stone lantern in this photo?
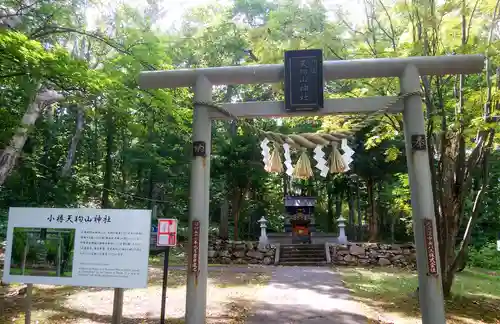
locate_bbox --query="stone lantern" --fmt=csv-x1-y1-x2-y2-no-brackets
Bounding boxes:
257,216,269,248
337,216,348,244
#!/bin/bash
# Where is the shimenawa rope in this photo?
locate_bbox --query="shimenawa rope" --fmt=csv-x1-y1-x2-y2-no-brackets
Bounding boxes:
194,91,422,177
194,91,421,149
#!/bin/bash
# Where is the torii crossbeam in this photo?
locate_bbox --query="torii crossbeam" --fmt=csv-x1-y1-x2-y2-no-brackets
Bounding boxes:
139,54,484,324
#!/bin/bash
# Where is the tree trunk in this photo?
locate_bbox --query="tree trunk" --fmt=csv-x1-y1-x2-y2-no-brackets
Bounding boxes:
41,106,55,172
356,185,363,241
335,193,342,221
367,178,378,241
326,176,334,233
376,182,384,234
231,181,251,241
219,84,237,238
231,188,243,241
101,111,114,209
390,211,400,244
147,111,156,209
0,89,62,187
0,103,41,186
119,130,128,207
61,106,85,177
283,173,288,196
348,187,355,240
307,178,314,196
219,199,229,239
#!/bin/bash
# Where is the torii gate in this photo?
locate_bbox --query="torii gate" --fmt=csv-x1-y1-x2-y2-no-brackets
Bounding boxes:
139,54,484,324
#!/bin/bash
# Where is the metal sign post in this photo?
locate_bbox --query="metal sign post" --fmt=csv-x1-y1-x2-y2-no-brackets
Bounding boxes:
156,218,178,324
160,246,170,324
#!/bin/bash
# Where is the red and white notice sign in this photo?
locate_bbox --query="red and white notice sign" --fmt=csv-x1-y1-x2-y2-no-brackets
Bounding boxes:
157,219,178,247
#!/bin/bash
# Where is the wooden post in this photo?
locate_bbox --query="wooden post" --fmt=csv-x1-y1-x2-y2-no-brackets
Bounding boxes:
111,288,124,324
24,283,33,324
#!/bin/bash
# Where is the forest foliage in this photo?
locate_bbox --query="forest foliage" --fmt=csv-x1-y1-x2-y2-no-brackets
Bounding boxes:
0,0,500,295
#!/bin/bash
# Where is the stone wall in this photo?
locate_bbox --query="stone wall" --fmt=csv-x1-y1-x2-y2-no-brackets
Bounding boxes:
329,242,417,268
208,239,276,265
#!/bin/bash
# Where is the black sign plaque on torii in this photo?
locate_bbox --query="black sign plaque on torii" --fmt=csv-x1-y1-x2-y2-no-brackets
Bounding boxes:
284,49,324,112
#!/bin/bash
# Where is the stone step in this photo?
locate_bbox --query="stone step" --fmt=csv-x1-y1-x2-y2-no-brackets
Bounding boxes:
280,251,325,257
281,244,324,249
279,242,326,266
281,249,324,253
279,260,328,266
280,251,325,255
279,256,326,262
281,247,324,252
280,254,325,259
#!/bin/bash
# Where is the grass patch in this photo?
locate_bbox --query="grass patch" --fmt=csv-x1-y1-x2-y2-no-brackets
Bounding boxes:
149,246,187,266
339,267,500,323
148,269,188,287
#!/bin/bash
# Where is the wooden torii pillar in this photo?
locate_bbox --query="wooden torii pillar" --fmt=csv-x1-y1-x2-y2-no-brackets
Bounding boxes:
139,54,484,324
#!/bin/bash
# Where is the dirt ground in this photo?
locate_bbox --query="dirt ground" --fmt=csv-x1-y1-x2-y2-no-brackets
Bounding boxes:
1,265,424,324
1,265,271,324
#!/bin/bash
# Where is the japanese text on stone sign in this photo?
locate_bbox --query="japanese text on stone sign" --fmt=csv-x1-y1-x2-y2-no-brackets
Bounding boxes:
47,214,112,224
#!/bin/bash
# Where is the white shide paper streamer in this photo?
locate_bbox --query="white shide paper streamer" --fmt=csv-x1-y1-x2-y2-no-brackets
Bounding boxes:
341,138,354,173
283,143,294,176
260,138,271,171
313,145,328,177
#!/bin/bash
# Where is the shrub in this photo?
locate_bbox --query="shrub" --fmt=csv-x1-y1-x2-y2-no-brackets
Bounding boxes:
468,242,500,270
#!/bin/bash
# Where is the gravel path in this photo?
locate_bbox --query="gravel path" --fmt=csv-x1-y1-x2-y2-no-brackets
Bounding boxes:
245,266,383,324
1,266,270,324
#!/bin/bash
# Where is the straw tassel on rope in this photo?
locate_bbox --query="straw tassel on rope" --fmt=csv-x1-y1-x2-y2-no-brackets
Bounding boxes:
267,144,283,173
329,142,346,173
293,150,313,180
